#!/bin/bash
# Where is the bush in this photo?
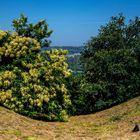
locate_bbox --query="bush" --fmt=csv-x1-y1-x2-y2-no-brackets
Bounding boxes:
0,30,71,121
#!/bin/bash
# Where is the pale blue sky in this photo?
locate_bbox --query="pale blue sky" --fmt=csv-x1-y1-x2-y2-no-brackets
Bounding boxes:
0,0,140,46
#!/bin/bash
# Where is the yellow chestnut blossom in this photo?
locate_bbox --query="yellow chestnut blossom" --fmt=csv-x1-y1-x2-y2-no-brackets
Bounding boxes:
29,69,39,78
0,30,7,40
33,84,43,93
0,35,41,59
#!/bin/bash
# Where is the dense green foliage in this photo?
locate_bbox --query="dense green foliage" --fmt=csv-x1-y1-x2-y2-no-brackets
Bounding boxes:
1,14,140,121
0,30,71,121
12,14,52,48
71,14,140,114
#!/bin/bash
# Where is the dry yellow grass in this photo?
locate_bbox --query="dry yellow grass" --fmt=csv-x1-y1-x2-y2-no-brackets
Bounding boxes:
0,96,140,140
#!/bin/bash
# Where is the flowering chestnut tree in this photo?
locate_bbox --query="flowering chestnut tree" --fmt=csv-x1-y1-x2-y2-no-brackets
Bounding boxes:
0,30,71,121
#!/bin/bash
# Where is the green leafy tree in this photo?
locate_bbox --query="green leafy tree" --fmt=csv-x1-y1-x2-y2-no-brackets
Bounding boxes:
0,26,71,121
71,14,140,114
12,14,53,48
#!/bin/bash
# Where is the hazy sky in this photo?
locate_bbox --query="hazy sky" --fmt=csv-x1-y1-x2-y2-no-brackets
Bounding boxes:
0,0,140,46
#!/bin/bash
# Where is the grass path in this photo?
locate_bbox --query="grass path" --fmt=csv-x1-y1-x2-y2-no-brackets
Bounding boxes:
0,96,140,140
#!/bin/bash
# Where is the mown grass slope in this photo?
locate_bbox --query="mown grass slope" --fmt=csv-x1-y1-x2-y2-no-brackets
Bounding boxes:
0,96,140,140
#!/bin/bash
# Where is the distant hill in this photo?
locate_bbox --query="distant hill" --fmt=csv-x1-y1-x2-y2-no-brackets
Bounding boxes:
42,46,83,54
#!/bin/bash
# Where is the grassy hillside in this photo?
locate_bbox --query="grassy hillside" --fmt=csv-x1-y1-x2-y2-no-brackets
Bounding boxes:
0,96,140,140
